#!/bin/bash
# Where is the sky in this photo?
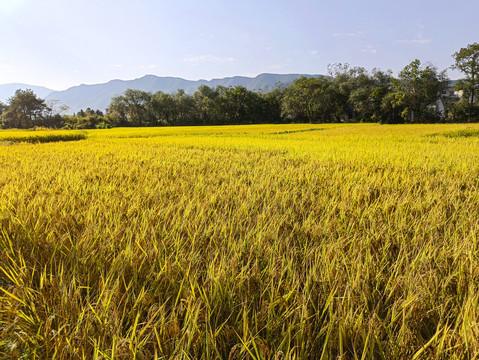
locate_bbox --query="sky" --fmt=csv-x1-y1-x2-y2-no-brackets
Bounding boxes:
0,0,477,90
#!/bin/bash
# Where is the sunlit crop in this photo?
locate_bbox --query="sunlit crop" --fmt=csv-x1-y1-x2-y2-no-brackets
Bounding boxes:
1,123,479,359
0,129,87,144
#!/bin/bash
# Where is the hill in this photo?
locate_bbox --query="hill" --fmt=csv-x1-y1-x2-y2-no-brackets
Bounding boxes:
1,74,320,114
42,73,319,114
0,83,54,103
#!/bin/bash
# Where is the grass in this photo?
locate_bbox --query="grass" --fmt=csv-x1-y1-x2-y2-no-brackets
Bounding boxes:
0,130,87,144
437,128,479,138
268,128,325,135
0,123,479,359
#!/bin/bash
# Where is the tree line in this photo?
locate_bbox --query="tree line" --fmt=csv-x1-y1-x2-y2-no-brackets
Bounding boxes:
1,43,478,129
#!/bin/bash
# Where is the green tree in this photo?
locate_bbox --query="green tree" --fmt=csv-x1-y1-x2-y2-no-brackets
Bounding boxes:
452,42,479,121
151,91,177,125
193,85,220,125
108,89,153,126
173,90,197,125
321,64,399,123
327,63,358,121
282,77,335,123
63,107,108,129
259,84,284,123
0,101,6,116
0,101,6,129
348,68,398,123
390,60,448,123
45,100,70,117
218,86,265,124
1,89,47,128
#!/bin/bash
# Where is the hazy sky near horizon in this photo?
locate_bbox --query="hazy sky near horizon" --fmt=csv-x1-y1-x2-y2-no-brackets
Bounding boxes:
0,0,477,90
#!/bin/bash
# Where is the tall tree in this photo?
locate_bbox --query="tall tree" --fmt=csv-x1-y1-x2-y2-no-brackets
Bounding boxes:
218,86,265,124
0,89,47,128
348,68,399,123
452,43,479,121
282,77,335,123
259,84,284,123
173,89,197,125
45,99,70,118
327,63,358,121
151,91,177,125
109,89,153,126
193,85,220,125
390,60,448,122
0,101,6,116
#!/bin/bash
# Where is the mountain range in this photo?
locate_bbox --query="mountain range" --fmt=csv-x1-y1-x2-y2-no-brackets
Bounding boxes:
0,73,320,114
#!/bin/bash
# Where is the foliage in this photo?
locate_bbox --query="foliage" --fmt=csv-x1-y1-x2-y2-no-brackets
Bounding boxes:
6,43,479,128
452,42,479,121
150,90,198,126
281,76,336,122
452,99,479,123
390,60,449,123
0,101,6,116
0,89,48,128
63,108,110,129
0,130,87,143
349,68,398,123
259,85,285,123
437,128,479,138
216,86,269,124
1,124,479,359
109,89,154,127
193,84,221,125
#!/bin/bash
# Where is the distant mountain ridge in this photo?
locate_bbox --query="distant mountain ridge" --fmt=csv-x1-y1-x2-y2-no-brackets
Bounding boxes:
0,83,54,103
0,73,320,114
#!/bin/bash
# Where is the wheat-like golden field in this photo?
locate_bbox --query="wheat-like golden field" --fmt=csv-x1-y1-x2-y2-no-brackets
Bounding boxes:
1,124,479,359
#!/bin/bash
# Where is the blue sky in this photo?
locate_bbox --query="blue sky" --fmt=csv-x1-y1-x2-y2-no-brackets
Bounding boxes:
0,0,477,90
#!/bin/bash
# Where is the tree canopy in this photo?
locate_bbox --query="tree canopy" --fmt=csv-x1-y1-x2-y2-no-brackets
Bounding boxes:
452,42,479,121
390,60,448,123
1,89,48,128
2,43,479,129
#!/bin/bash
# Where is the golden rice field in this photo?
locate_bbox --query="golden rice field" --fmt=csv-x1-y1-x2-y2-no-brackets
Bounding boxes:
1,123,479,359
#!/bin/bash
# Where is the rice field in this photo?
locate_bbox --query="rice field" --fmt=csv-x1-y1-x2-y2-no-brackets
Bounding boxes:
1,123,479,359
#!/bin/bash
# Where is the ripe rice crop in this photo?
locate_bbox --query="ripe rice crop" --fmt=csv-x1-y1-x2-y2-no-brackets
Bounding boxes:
0,123,479,359
0,129,87,145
